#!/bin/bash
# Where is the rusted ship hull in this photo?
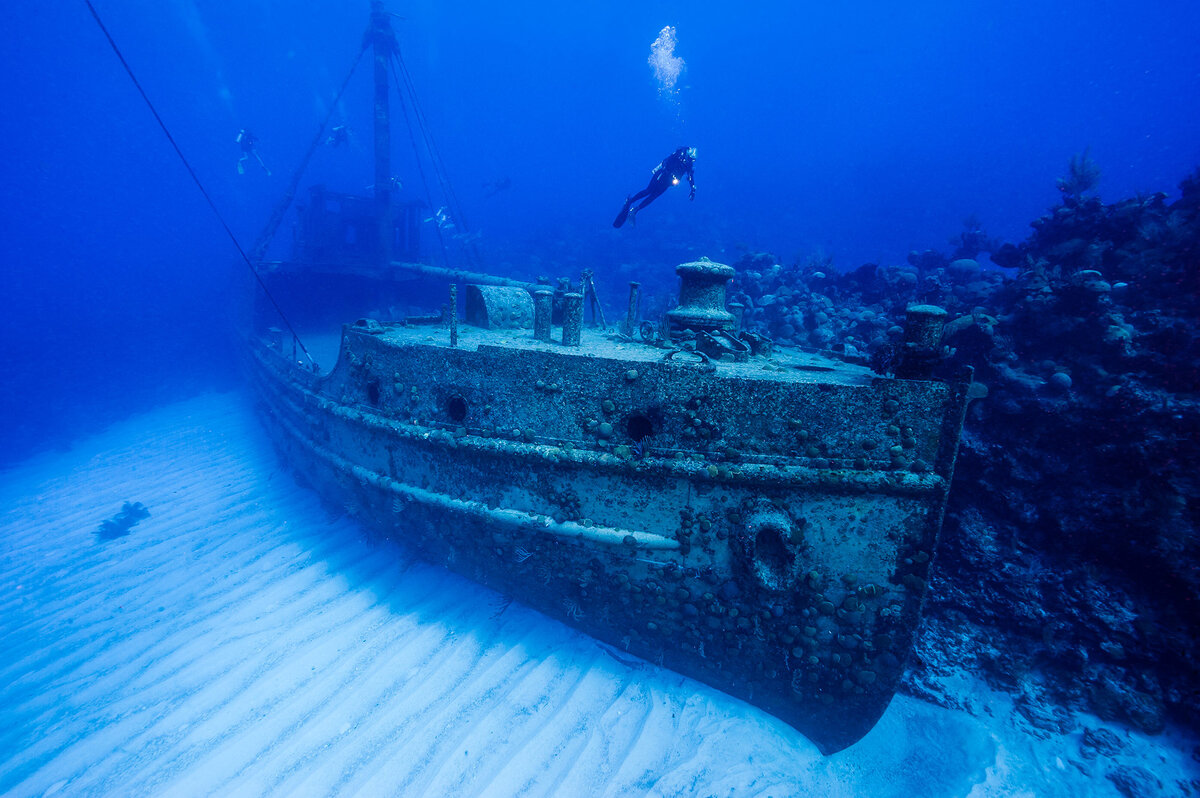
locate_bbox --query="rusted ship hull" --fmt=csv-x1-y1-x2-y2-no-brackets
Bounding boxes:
248,321,968,754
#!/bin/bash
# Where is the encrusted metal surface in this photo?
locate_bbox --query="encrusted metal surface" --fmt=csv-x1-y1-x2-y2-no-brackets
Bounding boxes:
249,313,968,754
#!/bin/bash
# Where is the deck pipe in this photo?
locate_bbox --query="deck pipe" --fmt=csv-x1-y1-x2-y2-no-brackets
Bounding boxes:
533,289,553,341
623,282,641,336
562,292,583,346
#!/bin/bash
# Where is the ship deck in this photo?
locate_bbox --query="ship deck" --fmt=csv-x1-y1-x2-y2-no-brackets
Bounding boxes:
330,322,882,387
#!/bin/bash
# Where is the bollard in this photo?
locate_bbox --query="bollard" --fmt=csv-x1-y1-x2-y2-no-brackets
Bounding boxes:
894,304,947,379
665,257,735,338
623,281,641,336
562,292,583,346
533,289,553,341
729,302,745,335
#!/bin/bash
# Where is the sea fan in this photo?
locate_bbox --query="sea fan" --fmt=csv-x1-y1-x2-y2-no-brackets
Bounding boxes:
1057,149,1101,199
561,598,584,621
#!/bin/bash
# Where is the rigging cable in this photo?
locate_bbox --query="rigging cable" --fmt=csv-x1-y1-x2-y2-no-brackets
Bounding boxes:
393,51,471,233
390,50,483,268
251,44,368,262
84,0,317,368
395,50,482,267
388,54,452,266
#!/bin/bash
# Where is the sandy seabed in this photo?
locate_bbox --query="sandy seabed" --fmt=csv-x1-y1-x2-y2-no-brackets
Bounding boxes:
1,392,1195,797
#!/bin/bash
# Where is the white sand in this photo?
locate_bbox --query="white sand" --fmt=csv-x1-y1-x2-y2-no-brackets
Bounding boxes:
1,392,1195,797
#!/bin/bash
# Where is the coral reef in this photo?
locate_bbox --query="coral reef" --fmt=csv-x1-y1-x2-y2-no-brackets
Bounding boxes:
730,166,1200,736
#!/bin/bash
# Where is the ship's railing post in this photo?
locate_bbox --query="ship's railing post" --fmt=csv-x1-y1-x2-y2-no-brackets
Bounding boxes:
449,283,459,348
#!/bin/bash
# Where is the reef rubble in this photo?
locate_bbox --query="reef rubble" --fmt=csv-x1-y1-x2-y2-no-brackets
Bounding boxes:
729,167,1200,741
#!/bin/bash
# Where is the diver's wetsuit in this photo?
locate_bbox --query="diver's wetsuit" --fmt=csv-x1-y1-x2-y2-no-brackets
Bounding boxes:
613,146,696,228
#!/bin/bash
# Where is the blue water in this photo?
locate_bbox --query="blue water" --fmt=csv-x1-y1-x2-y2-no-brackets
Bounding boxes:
4,1,1200,462
2,2,1200,791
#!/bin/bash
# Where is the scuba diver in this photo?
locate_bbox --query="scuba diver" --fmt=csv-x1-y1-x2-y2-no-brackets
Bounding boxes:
236,129,270,175
613,146,696,228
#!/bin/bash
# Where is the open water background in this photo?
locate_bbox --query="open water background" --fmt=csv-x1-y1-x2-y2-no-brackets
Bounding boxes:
2,4,1200,794
3,2,1200,463
3,1,1200,463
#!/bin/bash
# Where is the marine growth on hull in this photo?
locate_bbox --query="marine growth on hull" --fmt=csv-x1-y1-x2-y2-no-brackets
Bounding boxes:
252,250,970,753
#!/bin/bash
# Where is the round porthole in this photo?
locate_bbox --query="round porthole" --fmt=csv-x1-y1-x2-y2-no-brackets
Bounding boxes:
627,413,654,441
754,524,794,589
446,395,468,422
743,504,799,592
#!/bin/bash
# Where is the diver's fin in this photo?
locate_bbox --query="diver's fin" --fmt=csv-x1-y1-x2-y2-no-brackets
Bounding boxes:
613,196,634,228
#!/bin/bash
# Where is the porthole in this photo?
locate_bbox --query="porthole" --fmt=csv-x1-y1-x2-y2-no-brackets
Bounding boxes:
446,395,468,422
627,413,654,441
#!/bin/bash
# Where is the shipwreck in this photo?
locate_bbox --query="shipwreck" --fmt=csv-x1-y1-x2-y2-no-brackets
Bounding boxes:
246,2,969,754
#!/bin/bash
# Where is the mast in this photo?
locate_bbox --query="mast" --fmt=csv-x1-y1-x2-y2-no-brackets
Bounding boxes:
370,0,396,266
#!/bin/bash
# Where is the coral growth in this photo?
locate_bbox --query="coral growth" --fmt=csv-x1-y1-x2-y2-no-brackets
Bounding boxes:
1056,148,1102,201
97,501,150,540
731,167,1200,735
